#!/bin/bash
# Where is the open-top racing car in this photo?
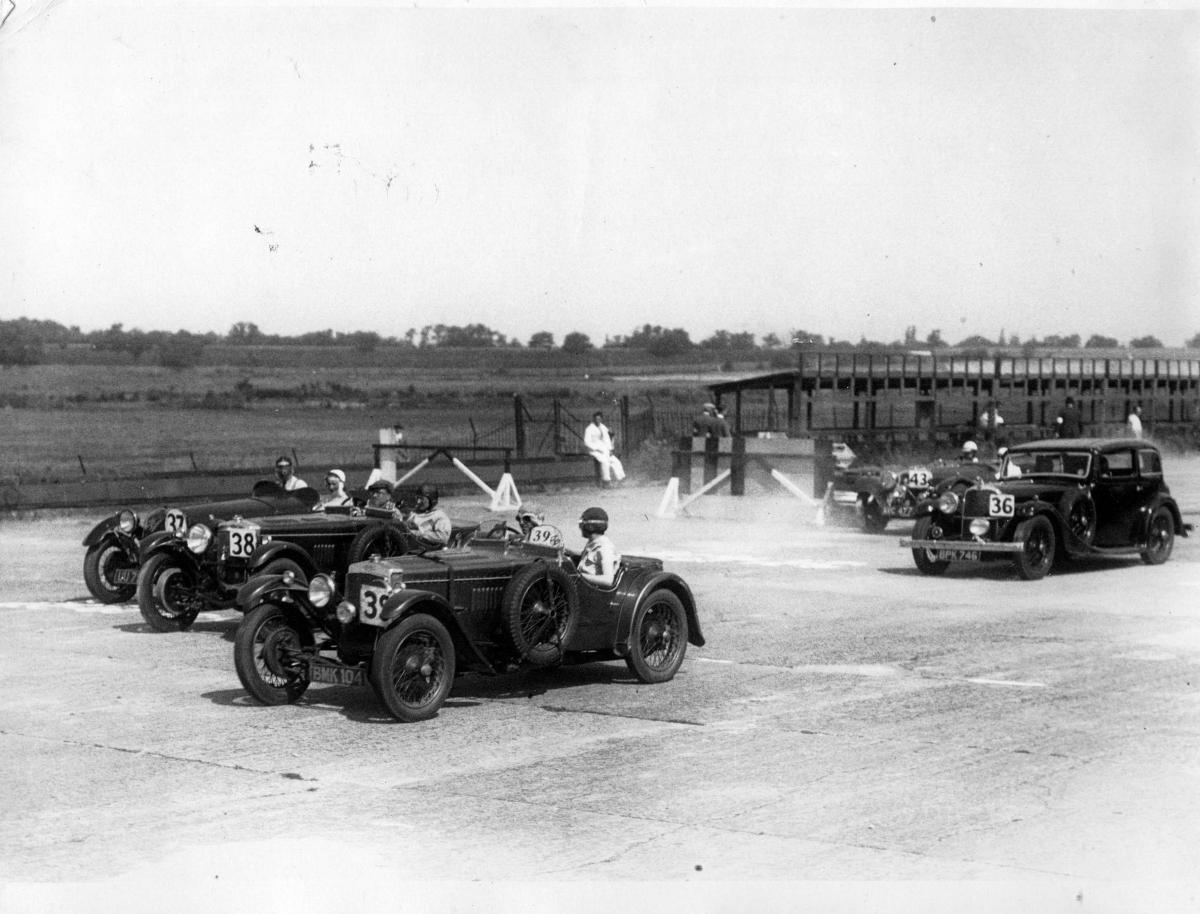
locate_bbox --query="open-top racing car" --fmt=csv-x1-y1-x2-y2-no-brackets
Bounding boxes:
900,438,1190,580
81,481,320,604
135,496,478,632
232,523,705,722
833,453,997,532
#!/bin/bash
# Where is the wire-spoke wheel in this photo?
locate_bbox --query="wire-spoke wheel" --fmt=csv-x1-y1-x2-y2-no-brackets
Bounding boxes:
1013,515,1056,581
136,553,202,632
1141,506,1175,566
625,590,689,684
502,562,578,667
234,603,313,704
84,540,138,603
371,613,456,722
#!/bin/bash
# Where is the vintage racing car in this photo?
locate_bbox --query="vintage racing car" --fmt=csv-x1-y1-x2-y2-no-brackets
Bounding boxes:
834,457,996,532
81,481,321,604
900,438,1190,580
135,500,478,632
232,524,705,722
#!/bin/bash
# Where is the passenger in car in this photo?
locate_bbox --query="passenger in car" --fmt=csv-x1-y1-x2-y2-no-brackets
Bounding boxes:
576,506,620,587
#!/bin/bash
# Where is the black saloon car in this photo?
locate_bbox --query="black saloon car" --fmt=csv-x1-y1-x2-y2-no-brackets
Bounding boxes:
232,524,705,722
900,438,1190,580
81,481,321,604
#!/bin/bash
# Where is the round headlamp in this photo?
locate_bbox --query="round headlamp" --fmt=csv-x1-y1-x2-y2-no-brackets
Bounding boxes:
935,491,960,514
969,518,990,536
186,523,212,554
308,575,335,608
117,509,137,534
335,600,356,624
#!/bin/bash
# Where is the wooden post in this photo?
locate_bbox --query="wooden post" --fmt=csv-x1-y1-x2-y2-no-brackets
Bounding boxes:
703,435,719,485
619,395,630,456
514,395,527,459
676,435,693,495
730,435,746,496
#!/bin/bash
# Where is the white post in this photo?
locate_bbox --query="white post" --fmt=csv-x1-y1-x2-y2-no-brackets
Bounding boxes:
378,427,397,483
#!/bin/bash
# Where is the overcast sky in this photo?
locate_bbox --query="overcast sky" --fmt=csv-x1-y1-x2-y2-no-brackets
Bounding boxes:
2,1,1198,347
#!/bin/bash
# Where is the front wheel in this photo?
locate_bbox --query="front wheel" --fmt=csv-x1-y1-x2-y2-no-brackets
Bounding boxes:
83,540,138,603
625,590,689,684
1013,515,1056,581
911,516,950,576
136,553,202,632
234,603,313,704
860,497,887,533
371,613,456,722
1141,507,1175,566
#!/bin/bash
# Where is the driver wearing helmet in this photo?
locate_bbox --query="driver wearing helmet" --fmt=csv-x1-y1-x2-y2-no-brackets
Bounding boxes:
576,506,620,586
516,505,546,539
403,484,451,547
960,440,980,463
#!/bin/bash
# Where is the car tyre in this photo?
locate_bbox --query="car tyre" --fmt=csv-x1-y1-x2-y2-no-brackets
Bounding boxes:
347,523,414,565
371,613,456,722
625,589,689,684
1062,490,1097,546
860,497,888,533
501,561,579,666
1013,515,1056,581
83,539,138,604
136,553,202,632
1140,506,1175,566
911,516,950,575
234,603,313,705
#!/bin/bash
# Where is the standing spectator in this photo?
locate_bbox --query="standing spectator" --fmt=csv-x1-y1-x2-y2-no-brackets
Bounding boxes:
1055,397,1084,438
273,456,307,491
1127,405,1144,439
314,469,353,510
978,401,1005,445
712,405,731,438
584,412,624,487
693,402,717,437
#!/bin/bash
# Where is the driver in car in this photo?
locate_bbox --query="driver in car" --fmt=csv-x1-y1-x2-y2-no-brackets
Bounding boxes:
576,506,619,586
273,456,308,491
402,484,451,547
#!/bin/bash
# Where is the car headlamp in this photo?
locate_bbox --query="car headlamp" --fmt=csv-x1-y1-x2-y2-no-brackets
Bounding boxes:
117,509,137,534
186,523,212,554
308,575,335,608
969,518,990,537
880,471,897,489
335,600,356,624
935,491,960,514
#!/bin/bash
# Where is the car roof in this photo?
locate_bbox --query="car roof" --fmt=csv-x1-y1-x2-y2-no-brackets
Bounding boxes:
1007,437,1158,454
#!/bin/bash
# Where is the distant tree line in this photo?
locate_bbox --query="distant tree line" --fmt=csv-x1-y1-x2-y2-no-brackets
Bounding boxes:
1,317,1197,368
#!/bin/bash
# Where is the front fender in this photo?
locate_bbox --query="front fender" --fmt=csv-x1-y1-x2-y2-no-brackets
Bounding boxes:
380,590,495,672
83,513,142,548
614,571,705,649
1144,496,1189,538
249,541,318,578
140,533,198,568
237,573,310,612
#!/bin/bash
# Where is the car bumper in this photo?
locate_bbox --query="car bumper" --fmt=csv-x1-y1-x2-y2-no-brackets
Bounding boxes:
901,538,1025,554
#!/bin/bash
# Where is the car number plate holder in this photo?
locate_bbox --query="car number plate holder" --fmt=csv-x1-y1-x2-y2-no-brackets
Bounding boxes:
933,548,981,562
308,659,366,687
111,568,138,584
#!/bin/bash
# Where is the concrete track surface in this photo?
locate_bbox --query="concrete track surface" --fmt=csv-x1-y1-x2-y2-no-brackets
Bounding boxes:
1,480,1198,913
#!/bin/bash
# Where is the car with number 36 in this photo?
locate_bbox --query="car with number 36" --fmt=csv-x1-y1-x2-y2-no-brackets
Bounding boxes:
900,438,1190,580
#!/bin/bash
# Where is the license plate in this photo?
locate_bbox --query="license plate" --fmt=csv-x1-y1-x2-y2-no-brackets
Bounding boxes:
111,567,138,584
309,661,366,687
933,548,981,562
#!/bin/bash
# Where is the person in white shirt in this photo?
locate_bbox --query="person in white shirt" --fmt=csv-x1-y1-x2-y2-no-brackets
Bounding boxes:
273,456,307,491
1127,405,1143,439
314,469,353,510
576,506,619,587
583,412,624,487
403,485,452,547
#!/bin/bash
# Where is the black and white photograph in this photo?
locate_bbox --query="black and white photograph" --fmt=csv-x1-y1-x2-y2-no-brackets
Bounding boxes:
1,1,1198,911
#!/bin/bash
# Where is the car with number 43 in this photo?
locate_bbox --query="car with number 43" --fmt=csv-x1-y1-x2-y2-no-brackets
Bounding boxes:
839,457,997,533
900,438,1191,580
232,523,705,722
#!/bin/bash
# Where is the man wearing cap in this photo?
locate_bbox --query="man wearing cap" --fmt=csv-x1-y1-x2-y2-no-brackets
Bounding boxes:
273,456,307,491
314,469,353,510
365,478,402,517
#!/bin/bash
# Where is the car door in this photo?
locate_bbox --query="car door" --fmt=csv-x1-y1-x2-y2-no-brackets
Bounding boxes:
1091,448,1141,546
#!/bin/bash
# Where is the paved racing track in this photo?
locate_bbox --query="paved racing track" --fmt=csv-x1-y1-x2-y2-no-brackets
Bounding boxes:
1,484,1198,911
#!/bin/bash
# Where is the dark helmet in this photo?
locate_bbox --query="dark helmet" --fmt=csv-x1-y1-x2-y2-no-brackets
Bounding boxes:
579,506,608,536
416,484,439,509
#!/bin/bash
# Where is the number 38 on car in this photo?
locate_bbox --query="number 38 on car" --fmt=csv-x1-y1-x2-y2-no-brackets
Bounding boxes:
232,525,706,722
900,438,1190,580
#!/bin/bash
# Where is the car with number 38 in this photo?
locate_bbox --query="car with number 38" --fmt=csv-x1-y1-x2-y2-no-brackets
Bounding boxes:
900,438,1190,580
232,523,705,722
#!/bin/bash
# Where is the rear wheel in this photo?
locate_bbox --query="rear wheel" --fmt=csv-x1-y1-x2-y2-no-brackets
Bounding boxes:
911,516,950,576
136,553,202,632
1013,515,1056,581
83,540,138,603
371,613,456,722
234,603,313,704
625,590,689,683
1141,507,1175,565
